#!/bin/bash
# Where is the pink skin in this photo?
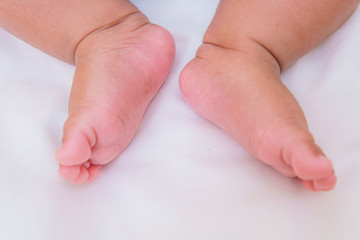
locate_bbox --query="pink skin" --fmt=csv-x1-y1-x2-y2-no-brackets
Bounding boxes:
1,0,358,190
55,14,175,184
179,0,359,191
0,0,174,183
179,43,336,191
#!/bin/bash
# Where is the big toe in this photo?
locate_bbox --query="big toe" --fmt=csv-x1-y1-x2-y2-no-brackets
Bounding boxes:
55,117,96,166
291,145,333,180
284,141,336,190
55,115,101,183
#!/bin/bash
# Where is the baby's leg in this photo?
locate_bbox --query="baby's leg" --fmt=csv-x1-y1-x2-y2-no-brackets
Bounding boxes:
0,0,175,183
180,0,359,191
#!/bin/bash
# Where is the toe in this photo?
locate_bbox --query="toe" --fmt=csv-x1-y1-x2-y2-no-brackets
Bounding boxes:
285,141,334,180
58,164,81,181
87,165,102,183
55,117,96,166
302,180,317,191
293,154,333,181
313,172,337,191
55,132,91,166
59,162,101,184
69,165,90,184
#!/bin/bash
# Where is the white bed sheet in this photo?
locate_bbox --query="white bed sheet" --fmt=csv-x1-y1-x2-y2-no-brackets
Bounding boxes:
1,1,360,239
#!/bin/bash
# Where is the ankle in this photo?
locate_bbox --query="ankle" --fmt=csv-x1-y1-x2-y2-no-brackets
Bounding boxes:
195,41,280,77
74,11,150,63
203,27,282,71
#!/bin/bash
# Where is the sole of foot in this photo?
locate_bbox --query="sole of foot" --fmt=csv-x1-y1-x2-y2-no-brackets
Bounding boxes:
179,43,336,191
56,12,175,184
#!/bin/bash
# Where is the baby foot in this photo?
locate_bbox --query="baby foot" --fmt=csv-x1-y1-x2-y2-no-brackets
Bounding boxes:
180,42,336,191
56,12,175,184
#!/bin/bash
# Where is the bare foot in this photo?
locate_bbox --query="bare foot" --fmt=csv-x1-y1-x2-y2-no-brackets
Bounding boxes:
180,41,336,191
55,12,175,184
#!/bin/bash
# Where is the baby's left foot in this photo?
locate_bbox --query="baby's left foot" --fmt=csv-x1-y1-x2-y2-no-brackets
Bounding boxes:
180,42,336,191
55,13,175,184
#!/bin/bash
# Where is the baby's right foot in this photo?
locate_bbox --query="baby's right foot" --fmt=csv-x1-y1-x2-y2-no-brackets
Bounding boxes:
180,41,336,192
56,12,175,184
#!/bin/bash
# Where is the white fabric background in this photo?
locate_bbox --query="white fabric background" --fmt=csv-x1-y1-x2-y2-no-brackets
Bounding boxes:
0,0,360,239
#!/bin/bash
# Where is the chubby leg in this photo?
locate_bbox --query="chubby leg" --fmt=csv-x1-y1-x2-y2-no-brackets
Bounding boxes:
0,0,175,183
180,0,359,191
